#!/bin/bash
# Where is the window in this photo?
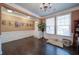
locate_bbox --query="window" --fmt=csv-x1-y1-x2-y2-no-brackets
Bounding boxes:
56,14,71,36
46,18,55,34
46,14,71,36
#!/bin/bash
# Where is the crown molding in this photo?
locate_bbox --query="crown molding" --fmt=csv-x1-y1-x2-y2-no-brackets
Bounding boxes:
1,3,40,19
46,5,79,18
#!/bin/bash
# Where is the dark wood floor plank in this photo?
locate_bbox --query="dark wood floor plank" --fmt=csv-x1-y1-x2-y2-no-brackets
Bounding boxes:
2,36,77,55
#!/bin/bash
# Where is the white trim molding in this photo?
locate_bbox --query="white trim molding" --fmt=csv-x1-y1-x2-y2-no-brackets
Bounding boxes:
5,3,40,18
0,35,2,55
46,6,79,18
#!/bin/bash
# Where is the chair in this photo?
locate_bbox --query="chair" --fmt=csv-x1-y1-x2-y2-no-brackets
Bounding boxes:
62,39,72,48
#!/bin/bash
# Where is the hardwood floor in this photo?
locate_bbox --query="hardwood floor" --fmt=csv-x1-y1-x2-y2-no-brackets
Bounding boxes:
41,43,71,55
2,36,77,55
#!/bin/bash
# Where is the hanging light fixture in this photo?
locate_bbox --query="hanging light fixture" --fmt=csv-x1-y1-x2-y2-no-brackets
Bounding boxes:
40,3,52,12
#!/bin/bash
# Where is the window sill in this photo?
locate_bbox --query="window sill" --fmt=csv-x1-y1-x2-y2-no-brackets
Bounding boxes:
45,33,72,37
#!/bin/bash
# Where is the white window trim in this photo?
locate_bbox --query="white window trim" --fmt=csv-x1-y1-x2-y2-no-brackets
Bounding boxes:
46,13,72,37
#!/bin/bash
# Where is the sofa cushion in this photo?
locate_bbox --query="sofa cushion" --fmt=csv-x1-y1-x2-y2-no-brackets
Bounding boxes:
47,39,63,47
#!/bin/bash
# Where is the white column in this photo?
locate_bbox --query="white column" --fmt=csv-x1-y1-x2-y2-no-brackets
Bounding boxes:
34,21,41,38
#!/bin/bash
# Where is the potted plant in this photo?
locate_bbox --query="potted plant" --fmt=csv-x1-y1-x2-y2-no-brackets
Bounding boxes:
38,23,46,40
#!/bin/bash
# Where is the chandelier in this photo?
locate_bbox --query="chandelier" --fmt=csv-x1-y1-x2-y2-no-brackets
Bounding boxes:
40,3,52,12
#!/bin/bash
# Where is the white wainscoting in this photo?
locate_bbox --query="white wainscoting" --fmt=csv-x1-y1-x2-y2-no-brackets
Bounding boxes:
0,36,2,54
1,30,35,43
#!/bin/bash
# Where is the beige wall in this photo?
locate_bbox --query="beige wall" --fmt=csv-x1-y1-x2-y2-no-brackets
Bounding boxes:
1,12,35,32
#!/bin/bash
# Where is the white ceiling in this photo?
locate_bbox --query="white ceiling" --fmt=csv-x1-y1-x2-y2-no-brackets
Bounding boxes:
15,3,79,17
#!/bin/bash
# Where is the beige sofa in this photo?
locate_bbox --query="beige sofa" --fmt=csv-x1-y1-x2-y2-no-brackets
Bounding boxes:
47,39,63,47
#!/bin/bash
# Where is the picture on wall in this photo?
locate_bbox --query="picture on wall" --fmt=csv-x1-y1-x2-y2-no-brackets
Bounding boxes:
2,20,6,25
8,21,12,26
15,21,21,27
1,13,35,32
30,24,31,27
21,23,24,26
